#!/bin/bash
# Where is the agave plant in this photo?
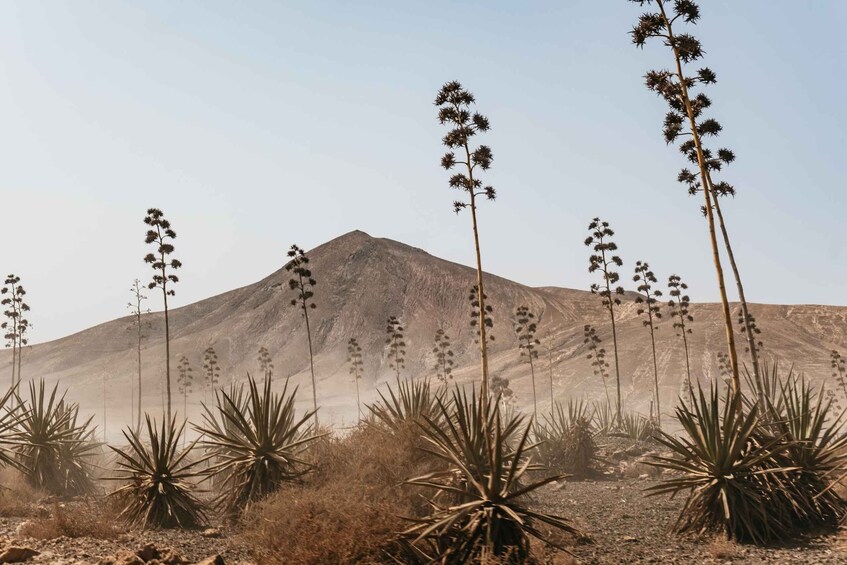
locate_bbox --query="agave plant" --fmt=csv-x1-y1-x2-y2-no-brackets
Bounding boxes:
0,385,24,468
109,414,207,529
534,400,597,476
591,400,615,436
762,371,847,528
16,380,100,495
367,377,443,432
196,375,323,515
617,411,654,442
648,386,799,544
402,388,577,563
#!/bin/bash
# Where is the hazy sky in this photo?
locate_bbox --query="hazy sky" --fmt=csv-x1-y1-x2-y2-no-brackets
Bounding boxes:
2,1,845,344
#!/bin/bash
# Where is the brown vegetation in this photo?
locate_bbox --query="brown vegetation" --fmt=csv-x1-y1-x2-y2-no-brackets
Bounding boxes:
241,423,433,564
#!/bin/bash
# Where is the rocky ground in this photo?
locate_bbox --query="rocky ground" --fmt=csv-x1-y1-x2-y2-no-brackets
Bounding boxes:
0,438,845,564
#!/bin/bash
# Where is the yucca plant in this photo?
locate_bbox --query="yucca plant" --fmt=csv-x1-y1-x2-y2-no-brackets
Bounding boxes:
617,411,654,442
752,367,847,529
535,400,597,477
402,388,577,563
109,414,207,528
16,380,100,496
367,377,443,432
647,386,799,544
0,385,23,468
196,375,323,515
591,400,615,436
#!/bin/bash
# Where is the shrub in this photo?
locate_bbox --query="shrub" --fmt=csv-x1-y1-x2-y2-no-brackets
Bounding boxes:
18,498,121,539
617,411,654,442
0,468,40,517
196,375,323,516
402,388,578,563
534,401,597,477
242,423,434,565
367,377,443,432
16,380,99,496
760,369,847,528
109,415,207,529
648,386,798,544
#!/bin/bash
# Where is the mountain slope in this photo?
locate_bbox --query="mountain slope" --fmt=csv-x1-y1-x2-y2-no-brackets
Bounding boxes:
2,230,846,432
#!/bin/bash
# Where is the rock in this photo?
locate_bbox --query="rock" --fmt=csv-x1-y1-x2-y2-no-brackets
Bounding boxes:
200,528,222,538
0,546,39,563
136,544,161,562
192,557,225,565
158,548,189,565
99,550,145,565
622,536,639,543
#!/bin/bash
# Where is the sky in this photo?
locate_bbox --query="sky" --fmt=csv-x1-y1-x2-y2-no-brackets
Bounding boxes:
1,1,845,344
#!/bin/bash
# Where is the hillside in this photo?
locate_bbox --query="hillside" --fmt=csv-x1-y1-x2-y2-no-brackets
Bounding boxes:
2,230,846,433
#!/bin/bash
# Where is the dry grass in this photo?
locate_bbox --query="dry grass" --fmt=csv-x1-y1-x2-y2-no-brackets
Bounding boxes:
0,468,41,517
18,498,122,540
241,422,437,565
707,537,739,560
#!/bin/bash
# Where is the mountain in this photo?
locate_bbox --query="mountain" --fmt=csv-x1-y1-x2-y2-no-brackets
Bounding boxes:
2,230,846,433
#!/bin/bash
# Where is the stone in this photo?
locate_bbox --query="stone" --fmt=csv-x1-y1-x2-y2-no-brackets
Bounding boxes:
192,557,225,565
0,546,39,563
199,528,222,539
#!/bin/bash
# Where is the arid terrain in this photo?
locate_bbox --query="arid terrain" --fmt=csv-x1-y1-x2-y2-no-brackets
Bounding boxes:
2,231,846,436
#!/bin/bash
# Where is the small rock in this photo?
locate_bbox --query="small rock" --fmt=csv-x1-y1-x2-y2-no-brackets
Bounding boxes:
136,544,161,562
0,546,39,563
638,473,649,479
622,536,639,543
200,528,222,538
192,557,225,565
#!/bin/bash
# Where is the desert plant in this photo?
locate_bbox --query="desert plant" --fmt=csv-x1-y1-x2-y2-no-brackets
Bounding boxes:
585,218,625,421
1,274,30,386
629,0,746,395
202,346,221,402
256,346,273,383
286,243,319,428
385,316,406,381
750,365,847,529
0,386,23,469
541,344,556,408
109,415,207,529
667,274,695,402
737,309,764,361
435,81,496,400
469,285,495,346
127,279,150,431
367,377,442,432
633,261,663,428
535,400,597,477
831,350,847,403
177,355,194,421
432,328,455,385
618,411,654,442
16,380,99,496
591,401,615,436
347,337,364,418
402,388,577,562
143,208,182,422
196,375,322,515
647,386,797,544
583,324,612,416
514,306,541,420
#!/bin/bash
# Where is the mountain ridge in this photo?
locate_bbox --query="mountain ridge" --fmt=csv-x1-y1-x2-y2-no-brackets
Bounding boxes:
2,230,846,433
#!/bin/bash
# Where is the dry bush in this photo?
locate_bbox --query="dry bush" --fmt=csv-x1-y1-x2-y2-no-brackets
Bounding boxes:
18,497,122,540
0,468,41,517
242,421,438,564
708,537,738,560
